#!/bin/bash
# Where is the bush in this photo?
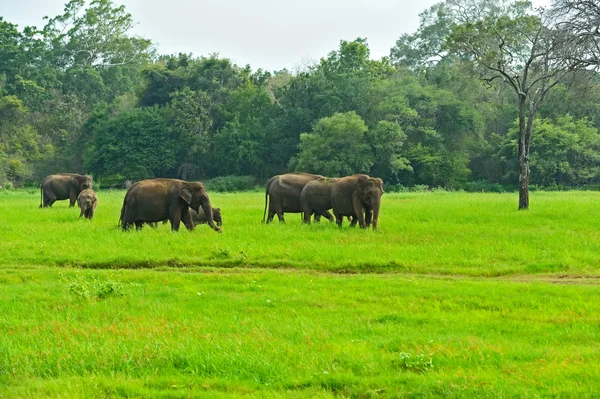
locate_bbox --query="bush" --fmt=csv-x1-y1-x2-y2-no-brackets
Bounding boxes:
387,184,409,193
62,271,124,301
204,175,258,192
464,181,505,193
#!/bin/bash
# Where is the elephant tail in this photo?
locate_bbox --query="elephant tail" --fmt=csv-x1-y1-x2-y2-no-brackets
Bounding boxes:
118,198,126,227
39,184,43,208
262,189,269,223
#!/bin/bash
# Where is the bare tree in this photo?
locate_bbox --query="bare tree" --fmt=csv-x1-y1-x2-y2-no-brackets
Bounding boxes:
551,0,600,67
447,3,592,209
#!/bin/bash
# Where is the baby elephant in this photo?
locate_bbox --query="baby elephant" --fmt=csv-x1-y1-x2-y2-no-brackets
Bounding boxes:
77,188,98,219
191,207,222,226
158,207,222,227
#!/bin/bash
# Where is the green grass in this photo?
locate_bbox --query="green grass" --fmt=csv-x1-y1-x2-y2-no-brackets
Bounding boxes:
2,266,600,397
2,189,600,397
2,189,600,276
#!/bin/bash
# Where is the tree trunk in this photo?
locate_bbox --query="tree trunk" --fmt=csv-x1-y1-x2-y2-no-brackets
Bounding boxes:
517,95,529,210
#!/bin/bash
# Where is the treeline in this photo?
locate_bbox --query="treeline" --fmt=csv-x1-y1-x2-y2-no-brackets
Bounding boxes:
1,0,600,191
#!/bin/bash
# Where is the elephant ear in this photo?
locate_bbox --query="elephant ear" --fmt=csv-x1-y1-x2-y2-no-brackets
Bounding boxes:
179,185,193,205
70,176,81,189
354,176,369,197
373,178,384,193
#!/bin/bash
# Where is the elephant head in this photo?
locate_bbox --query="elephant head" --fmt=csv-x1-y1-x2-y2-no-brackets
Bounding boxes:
179,182,220,232
354,176,384,230
71,175,93,191
213,208,223,226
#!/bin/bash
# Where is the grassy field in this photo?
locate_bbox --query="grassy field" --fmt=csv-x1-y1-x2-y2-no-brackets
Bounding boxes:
2,189,600,397
2,189,600,275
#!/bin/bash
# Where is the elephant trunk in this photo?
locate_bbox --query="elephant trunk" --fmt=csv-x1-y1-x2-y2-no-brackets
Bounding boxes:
371,197,381,231
201,197,221,233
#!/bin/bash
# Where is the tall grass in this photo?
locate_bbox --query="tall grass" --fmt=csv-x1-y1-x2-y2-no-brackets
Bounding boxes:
1,266,600,397
2,189,600,276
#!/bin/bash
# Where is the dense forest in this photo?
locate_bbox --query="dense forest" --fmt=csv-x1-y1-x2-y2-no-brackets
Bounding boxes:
1,0,599,197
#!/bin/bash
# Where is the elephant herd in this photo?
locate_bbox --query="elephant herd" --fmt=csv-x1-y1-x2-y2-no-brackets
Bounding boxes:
38,172,384,233
263,172,384,230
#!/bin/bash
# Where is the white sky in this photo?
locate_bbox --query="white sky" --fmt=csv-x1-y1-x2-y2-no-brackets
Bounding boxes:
2,0,552,72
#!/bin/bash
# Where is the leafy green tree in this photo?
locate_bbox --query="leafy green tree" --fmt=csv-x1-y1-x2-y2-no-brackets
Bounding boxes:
213,116,266,177
501,116,600,187
86,106,175,179
43,0,154,70
446,1,591,208
167,87,212,179
367,121,411,183
0,95,50,185
390,0,524,69
294,112,373,177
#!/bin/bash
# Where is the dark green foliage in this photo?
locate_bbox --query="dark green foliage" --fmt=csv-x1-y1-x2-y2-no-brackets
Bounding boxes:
501,116,600,187
86,106,175,179
204,175,258,192
294,112,373,177
1,0,599,192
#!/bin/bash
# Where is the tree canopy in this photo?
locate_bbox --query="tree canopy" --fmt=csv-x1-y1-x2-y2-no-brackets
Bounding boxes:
1,0,600,207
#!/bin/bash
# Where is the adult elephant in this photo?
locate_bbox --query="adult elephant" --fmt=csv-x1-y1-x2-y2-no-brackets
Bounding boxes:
300,177,339,224
40,173,93,208
120,178,220,232
262,172,334,223
331,174,384,230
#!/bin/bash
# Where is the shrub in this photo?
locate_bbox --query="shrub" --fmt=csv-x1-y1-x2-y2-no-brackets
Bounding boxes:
464,181,505,193
204,175,258,192
62,271,124,301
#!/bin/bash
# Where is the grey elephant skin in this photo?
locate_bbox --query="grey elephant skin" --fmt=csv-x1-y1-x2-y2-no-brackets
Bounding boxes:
300,178,339,224
191,207,222,226
154,207,222,228
120,178,220,232
263,172,334,223
40,174,93,208
331,174,384,230
77,189,98,219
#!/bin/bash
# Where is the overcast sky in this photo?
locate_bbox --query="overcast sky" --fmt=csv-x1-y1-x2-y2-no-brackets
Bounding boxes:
2,0,551,72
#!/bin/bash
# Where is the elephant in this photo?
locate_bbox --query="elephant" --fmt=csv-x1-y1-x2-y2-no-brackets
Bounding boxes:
40,174,93,208
77,188,98,220
119,178,220,232
262,172,334,223
152,207,223,228
300,177,339,224
331,174,384,230
191,207,222,227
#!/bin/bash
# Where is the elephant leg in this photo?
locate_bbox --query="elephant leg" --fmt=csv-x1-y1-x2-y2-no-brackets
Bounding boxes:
87,208,94,220
79,208,84,218
69,190,77,207
122,207,134,230
277,212,285,223
365,208,373,227
352,197,366,229
334,211,343,228
303,205,312,224
44,192,56,207
349,215,358,227
322,210,334,222
181,208,194,231
170,207,182,231
135,221,144,230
